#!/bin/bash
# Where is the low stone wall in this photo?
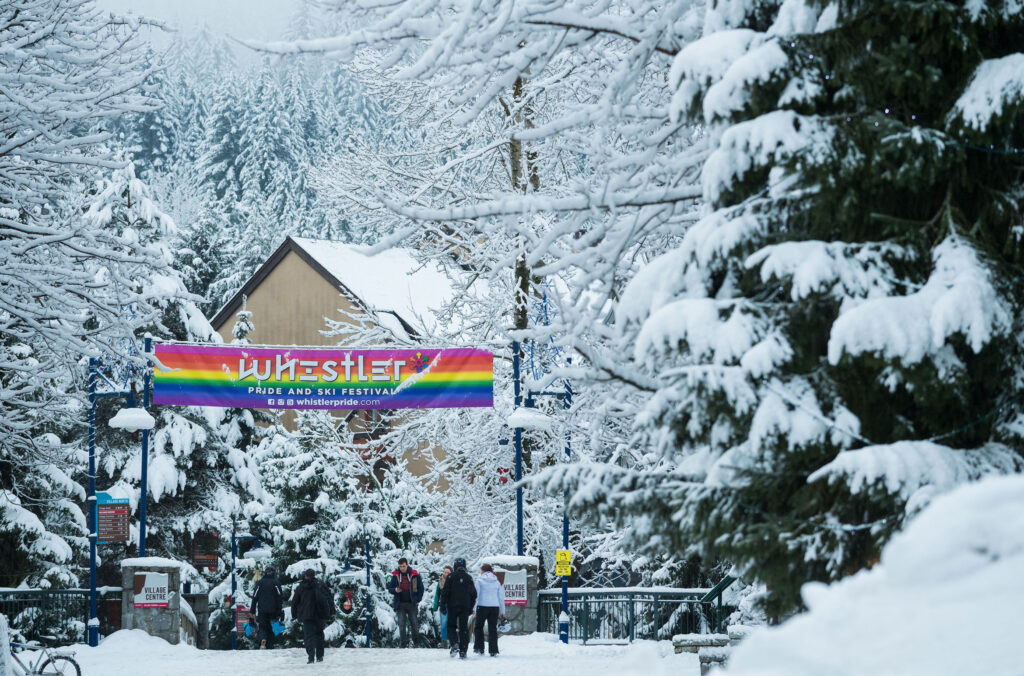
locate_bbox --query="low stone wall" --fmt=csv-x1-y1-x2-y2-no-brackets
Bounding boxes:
183,593,210,649
120,558,183,645
672,633,729,653
699,646,731,675
682,624,758,674
479,555,539,635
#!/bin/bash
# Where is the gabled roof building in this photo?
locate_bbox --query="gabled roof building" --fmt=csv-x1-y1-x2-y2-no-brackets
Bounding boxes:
210,236,455,346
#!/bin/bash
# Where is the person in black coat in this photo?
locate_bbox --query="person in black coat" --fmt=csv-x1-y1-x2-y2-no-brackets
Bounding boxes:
291,569,335,663
439,558,477,659
252,567,283,649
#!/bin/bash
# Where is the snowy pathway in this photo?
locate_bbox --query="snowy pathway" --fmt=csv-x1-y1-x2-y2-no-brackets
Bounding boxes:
76,631,699,676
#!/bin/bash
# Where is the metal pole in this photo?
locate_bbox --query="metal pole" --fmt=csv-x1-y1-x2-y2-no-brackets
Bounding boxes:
559,369,571,644
87,359,99,648
364,536,371,648
139,336,152,557
512,340,524,556
231,529,237,650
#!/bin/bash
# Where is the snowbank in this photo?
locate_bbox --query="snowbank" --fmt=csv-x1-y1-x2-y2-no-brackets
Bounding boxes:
724,474,1024,676
1,613,12,675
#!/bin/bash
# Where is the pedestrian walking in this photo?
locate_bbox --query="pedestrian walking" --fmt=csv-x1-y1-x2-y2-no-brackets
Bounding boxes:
440,558,476,659
252,567,283,649
473,563,506,656
432,566,453,648
386,557,424,648
291,569,335,664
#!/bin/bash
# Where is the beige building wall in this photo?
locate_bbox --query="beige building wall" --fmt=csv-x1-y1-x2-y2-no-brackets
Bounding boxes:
213,250,360,347
211,249,446,486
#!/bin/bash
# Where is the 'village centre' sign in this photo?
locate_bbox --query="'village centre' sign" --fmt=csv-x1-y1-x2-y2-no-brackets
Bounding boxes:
133,572,169,609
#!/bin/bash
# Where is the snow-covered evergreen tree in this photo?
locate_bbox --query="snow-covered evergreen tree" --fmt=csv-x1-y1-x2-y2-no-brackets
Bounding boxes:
569,0,1024,614
262,0,1024,615
256,410,441,646
76,164,266,595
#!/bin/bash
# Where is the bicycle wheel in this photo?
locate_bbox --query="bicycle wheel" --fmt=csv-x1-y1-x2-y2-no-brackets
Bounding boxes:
37,655,81,676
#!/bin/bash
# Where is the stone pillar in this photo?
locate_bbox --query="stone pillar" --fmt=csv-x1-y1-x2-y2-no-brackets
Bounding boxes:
120,558,183,645
182,592,211,649
479,556,539,635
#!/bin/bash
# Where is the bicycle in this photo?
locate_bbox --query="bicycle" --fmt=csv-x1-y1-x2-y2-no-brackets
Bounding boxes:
8,635,81,676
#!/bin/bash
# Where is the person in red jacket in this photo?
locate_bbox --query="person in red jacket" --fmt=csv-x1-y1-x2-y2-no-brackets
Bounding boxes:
386,558,424,648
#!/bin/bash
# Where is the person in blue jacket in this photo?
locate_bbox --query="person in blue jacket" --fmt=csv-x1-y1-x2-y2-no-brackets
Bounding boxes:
472,563,506,656
386,557,424,648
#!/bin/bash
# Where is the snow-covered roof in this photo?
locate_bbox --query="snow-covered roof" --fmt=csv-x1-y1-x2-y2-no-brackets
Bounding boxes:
210,236,461,337
291,237,455,334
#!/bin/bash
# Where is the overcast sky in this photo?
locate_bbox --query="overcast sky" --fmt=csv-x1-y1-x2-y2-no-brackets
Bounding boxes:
96,0,299,54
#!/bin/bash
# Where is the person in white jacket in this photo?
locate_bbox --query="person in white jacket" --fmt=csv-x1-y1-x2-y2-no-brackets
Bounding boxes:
472,563,506,656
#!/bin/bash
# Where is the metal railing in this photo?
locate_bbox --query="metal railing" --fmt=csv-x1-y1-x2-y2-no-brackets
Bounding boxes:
0,588,122,644
538,586,734,643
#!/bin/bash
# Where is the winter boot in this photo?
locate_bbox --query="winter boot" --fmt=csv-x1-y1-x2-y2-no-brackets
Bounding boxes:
450,645,459,658
459,651,467,659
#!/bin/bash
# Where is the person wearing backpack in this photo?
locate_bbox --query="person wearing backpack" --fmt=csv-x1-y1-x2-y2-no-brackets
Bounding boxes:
386,557,424,648
439,558,476,659
252,567,284,649
291,569,335,663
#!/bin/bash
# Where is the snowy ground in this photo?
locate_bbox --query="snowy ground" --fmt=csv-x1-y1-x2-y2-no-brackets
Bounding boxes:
76,630,697,676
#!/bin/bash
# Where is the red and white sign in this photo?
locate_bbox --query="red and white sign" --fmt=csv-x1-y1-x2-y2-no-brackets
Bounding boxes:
496,568,528,606
236,605,252,637
133,572,169,608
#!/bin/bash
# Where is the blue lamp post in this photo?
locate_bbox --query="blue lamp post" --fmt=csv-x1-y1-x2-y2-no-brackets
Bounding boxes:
520,364,573,644
86,337,155,647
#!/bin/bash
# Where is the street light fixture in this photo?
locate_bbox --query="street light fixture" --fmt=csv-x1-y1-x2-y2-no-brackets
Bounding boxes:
86,337,154,648
108,407,155,433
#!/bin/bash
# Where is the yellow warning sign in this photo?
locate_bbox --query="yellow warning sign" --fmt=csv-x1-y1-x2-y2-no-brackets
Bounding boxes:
556,549,572,564
556,563,572,577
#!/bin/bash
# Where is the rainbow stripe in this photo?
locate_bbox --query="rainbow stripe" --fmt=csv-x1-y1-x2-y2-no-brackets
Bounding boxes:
152,344,493,410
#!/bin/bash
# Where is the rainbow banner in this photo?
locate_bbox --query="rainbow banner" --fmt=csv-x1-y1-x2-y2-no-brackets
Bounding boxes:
152,344,493,410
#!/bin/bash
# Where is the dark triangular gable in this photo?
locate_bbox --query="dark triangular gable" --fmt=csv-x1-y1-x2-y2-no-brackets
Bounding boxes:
209,237,419,338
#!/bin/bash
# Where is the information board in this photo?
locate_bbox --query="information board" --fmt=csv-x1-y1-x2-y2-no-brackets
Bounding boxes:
235,605,251,637
96,492,130,544
191,531,219,571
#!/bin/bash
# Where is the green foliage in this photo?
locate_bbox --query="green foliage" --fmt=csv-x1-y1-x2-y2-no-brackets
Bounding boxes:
585,0,1024,615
